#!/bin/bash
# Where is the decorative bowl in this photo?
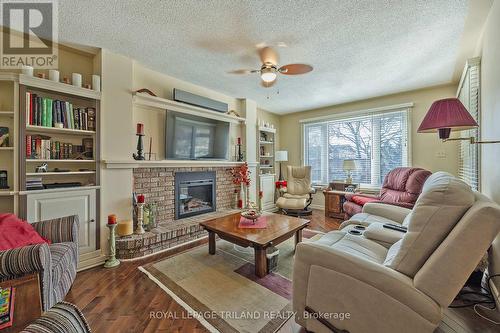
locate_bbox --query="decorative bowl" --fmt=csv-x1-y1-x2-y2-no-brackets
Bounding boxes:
241,209,261,223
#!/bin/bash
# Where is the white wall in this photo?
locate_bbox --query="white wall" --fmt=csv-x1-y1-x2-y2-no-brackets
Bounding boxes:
476,0,500,302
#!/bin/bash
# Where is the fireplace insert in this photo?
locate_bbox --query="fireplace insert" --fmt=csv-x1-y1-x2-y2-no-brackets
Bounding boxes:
174,171,216,219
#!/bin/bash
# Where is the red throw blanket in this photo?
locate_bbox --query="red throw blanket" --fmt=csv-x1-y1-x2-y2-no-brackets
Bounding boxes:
0,214,50,251
351,195,379,206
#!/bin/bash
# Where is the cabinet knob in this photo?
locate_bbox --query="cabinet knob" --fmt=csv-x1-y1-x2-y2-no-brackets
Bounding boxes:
90,219,95,223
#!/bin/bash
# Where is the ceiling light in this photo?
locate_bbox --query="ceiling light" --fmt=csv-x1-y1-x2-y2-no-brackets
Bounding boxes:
261,67,277,82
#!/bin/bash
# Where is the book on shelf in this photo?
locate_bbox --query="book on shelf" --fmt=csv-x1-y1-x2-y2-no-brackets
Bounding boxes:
25,92,96,131
25,135,93,160
0,287,15,329
26,177,43,190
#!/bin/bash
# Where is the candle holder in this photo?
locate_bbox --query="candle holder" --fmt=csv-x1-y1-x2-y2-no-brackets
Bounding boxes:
135,202,145,234
133,133,145,160
104,223,120,268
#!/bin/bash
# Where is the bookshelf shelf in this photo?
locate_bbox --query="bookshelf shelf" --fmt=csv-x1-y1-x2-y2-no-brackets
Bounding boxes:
259,141,274,144
260,166,274,169
19,74,101,100
19,185,101,196
260,155,273,158
0,111,14,117
259,126,276,134
26,159,96,163
25,125,95,136
26,171,96,176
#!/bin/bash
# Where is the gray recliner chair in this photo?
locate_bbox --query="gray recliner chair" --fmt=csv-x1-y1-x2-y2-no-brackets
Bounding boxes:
293,172,500,333
276,165,316,216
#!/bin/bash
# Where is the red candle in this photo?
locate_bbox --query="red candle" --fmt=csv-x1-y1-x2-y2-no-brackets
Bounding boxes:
237,137,241,145
107,214,117,225
237,199,243,209
259,190,263,198
137,194,145,203
136,123,144,135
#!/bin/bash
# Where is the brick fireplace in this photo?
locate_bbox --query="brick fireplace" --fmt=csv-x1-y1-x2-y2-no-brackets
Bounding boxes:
116,166,239,259
133,166,238,223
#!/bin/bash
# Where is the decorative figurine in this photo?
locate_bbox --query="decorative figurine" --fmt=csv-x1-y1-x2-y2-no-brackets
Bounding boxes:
35,163,48,173
236,137,244,162
133,123,145,160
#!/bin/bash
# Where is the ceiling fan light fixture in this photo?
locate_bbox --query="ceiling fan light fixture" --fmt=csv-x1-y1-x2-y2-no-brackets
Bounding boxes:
260,67,277,82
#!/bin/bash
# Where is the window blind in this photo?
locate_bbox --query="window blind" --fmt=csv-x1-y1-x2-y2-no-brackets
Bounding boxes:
457,59,480,191
303,108,410,187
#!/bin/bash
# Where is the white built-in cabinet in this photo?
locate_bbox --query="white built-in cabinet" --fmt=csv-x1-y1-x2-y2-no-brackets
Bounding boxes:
26,188,97,256
259,173,276,212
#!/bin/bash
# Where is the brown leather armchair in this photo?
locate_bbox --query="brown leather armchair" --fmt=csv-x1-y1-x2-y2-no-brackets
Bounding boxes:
343,167,431,219
276,165,316,216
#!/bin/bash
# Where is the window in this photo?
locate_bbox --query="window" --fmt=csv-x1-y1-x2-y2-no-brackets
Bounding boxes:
457,59,480,191
303,108,410,187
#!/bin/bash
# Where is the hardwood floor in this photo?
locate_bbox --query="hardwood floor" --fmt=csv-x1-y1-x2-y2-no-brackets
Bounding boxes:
66,210,495,332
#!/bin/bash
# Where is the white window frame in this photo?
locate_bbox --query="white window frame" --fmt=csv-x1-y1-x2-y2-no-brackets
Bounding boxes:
300,103,413,189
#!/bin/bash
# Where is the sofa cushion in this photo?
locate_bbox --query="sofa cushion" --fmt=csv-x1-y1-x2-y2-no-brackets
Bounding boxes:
49,242,78,301
0,214,50,251
340,212,397,229
384,172,475,277
313,230,388,264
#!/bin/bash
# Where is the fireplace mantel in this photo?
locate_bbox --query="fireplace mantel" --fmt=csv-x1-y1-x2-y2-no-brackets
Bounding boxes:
104,159,245,169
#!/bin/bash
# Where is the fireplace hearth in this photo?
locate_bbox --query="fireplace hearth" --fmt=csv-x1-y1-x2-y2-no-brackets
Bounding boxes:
175,171,216,219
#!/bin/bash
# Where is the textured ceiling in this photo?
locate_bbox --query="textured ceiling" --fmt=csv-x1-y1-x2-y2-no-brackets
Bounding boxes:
58,0,470,114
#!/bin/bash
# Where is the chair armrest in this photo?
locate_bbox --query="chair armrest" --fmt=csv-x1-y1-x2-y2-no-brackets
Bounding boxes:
293,242,441,324
0,243,51,279
345,192,379,201
362,203,412,224
373,201,415,209
32,215,79,244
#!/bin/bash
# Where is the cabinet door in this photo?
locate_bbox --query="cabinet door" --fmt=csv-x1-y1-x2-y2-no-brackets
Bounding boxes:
327,193,342,213
26,189,97,255
260,174,276,211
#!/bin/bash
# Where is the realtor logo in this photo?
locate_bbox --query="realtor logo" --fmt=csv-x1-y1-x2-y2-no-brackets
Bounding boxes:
1,0,58,69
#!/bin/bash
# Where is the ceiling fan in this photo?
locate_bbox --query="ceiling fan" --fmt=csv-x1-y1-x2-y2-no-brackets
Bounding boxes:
229,46,313,87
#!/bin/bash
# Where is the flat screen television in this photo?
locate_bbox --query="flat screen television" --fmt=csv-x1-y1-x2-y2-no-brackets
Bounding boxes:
166,111,229,160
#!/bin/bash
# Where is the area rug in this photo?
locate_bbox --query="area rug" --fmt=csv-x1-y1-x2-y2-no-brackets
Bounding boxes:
139,230,323,333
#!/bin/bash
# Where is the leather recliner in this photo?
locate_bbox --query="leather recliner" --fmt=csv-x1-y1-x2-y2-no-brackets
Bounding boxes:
276,165,316,216
293,172,500,333
343,167,431,219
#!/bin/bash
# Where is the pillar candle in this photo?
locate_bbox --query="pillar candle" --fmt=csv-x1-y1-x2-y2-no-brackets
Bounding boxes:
92,74,101,92
107,214,117,225
136,123,144,135
72,73,82,87
237,137,241,145
137,194,145,203
116,220,133,236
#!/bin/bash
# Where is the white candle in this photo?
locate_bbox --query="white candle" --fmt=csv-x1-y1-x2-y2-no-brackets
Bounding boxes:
49,70,59,82
72,73,82,87
22,65,34,76
92,74,101,92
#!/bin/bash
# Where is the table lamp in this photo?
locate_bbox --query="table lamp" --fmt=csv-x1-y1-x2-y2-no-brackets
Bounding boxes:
343,159,356,184
275,150,288,181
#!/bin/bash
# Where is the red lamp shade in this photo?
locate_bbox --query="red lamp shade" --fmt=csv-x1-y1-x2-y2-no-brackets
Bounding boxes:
418,98,478,139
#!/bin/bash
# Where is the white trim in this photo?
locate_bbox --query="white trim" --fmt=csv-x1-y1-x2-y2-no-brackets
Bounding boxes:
104,160,245,169
456,57,481,98
133,92,245,124
299,102,414,124
138,266,220,333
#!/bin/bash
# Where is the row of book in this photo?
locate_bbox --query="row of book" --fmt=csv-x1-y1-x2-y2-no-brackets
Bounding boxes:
26,177,43,191
26,135,93,160
25,92,96,131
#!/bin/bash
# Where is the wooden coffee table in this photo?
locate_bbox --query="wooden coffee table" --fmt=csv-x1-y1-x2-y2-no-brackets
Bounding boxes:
199,212,309,277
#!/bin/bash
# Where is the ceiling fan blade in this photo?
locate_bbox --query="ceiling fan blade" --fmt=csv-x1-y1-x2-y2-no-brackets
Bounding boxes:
279,63,313,75
227,69,258,75
261,79,276,88
258,47,279,65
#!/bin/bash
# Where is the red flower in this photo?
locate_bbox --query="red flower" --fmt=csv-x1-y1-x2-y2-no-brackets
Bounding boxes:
231,162,251,186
